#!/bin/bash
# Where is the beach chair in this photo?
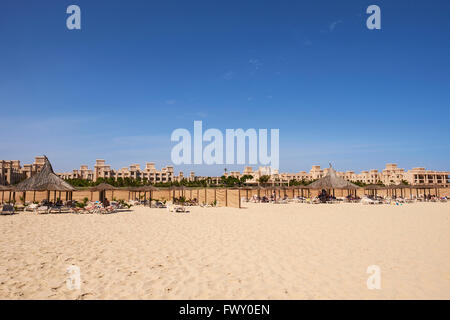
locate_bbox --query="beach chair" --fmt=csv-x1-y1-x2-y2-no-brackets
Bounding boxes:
361,197,375,205
102,205,116,214
1,204,15,215
24,203,38,212
36,206,49,214
71,207,83,214
199,203,211,208
154,201,166,208
49,205,62,214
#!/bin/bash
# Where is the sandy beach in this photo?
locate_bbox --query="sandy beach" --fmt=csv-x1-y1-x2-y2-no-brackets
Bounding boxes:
0,202,449,300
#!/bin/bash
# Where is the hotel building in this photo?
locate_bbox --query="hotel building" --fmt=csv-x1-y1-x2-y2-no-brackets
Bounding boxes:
225,164,450,187
0,156,449,187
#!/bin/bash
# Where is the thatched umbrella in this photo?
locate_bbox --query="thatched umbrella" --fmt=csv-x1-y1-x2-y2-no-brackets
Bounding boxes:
288,185,310,198
412,184,441,198
363,184,385,197
14,156,75,203
0,185,15,204
89,183,118,202
171,185,188,200
250,185,266,198
131,185,159,206
386,184,410,198
240,186,256,200
306,165,359,197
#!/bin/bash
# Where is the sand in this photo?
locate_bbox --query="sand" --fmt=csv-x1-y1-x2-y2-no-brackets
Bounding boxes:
0,202,449,299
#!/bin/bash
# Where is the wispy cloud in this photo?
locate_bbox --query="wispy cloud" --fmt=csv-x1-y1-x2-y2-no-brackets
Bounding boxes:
249,58,262,74
165,99,176,105
329,20,342,32
222,71,235,80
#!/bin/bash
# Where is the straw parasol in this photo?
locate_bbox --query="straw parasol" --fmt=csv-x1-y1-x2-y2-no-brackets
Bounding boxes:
363,184,385,197
89,183,117,191
129,185,159,206
89,183,118,202
170,185,188,199
306,165,359,197
287,185,311,198
14,156,75,203
385,184,407,198
411,184,442,198
0,185,15,204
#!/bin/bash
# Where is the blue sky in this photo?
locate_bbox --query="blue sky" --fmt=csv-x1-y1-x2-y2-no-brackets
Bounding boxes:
1,0,449,175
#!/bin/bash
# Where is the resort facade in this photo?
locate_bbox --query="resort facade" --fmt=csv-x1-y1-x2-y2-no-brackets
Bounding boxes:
1,156,449,187
226,164,450,187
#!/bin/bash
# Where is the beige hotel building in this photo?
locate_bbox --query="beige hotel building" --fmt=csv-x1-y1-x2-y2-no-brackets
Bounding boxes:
1,156,449,187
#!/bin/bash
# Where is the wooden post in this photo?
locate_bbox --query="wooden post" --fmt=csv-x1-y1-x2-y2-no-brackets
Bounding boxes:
149,191,152,207
239,189,241,208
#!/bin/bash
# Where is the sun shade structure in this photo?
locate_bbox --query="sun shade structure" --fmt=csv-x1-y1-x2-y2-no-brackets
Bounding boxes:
364,184,386,197
129,185,159,206
0,185,15,191
13,156,76,203
364,184,385,190
15,156,75,192
88,183,118,191
305,165,360,198
171,185,188,200
0,185,15,204
89,183,118,202
410,184,443,198
307,165,359,190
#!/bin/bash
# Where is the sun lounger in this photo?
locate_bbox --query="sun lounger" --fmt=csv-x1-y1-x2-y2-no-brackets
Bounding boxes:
154,201,166,208
361,197,375,205
25,203,39,212
36,206,49,214
48,205,63,214
1,204,15,215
